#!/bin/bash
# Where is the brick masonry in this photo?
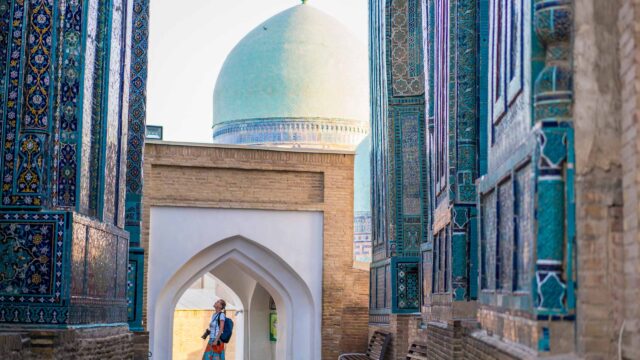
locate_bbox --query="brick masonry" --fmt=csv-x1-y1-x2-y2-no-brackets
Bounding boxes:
574,0,626,358
141,142,369,359
618,1,640,358
0,326,133,360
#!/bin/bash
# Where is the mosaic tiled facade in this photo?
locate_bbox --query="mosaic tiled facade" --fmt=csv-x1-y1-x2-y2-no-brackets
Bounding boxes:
0,0,145,333
369,0,428,324
369,0,579,356
124,0,149,332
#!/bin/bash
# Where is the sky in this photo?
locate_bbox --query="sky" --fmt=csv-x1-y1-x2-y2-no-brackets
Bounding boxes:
146,0,369,143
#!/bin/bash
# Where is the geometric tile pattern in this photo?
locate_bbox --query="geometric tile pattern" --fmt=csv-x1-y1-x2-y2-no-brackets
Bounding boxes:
532,0,573,316
53,0,84,208
125,0,149,332
369,0,427,315
397,262,420,309
0,0,134,327
424,0,479,303
391,0,425,96
126,0,149,199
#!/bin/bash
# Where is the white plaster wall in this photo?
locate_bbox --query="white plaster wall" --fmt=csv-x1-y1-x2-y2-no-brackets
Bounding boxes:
249,283,274,360
148,207,323,360
211,264,258,359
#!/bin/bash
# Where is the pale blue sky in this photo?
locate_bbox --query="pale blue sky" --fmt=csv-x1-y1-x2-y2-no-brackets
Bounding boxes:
146,0,369,143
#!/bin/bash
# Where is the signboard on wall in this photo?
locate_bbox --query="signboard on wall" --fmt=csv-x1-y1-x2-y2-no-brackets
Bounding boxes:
146,125,163,140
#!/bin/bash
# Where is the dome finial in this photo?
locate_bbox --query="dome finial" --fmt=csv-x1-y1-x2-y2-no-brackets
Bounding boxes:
301,0,308,4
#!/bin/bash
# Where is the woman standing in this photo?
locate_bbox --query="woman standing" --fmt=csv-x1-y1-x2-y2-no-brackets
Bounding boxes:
202,299,226,360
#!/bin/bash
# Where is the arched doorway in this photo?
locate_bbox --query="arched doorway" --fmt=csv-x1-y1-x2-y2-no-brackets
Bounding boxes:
171,273,245,360
147,207,322,360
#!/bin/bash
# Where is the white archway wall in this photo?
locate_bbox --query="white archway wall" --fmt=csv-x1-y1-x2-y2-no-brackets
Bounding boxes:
148,207,322,359
249,283,276,360
172,272,246,360
211,263,258,359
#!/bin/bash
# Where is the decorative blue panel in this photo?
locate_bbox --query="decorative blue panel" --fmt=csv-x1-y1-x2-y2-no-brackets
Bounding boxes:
125,0,149,198
124,0,148,332
482,190,496,290
498,180,513,290
88,0,109,217
454,0,479,205
127,247,144,331
515,163,533,291
0,215,63,298
369,0,426,318
532,0,573,317
0,1,10,130
395,261,420,311
401,114,420,215
2,0,42,207
390,0,424,97
124,0,149,249
370,0,389,261
22,0,54,131
16,134,46,195
452,229,467,300
53,0,84,208
0,212,68,324
0,0,134,329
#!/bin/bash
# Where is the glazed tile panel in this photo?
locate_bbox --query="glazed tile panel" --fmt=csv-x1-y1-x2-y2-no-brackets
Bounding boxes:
53,0,84,208
22,0,54,132
482,190,497,290
71,222,87,296
87,227,118,298
117,0,133,229
397,262,420,309
515,163,533,291
401,113,421,215
78,0,99,215
0,212,68,324
102,0,125,224
498,180,513,290
116,237,127,298
391,0,424,96
88,0,108,217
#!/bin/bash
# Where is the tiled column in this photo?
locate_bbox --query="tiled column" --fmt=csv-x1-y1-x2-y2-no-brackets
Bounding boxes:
532,0,575,316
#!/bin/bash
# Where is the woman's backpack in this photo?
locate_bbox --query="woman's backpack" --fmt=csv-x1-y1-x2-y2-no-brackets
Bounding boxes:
215,313,234,343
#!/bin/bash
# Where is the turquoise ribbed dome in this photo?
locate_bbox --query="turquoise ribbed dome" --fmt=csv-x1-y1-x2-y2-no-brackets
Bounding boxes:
212,4,369,149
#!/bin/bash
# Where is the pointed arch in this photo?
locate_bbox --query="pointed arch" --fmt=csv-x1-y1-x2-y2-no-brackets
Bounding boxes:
150,235,319,360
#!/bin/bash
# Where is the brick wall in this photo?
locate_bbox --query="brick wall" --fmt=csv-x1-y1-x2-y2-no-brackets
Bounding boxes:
369,314,414,360
574,0,626,358
462,330,536,360
380,318,541,360
619,1,640,358
142,142,369,359
0,326,133,360
424,321,464,359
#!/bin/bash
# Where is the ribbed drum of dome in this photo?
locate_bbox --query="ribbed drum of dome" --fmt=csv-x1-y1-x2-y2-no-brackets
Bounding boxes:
211,4,369,150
